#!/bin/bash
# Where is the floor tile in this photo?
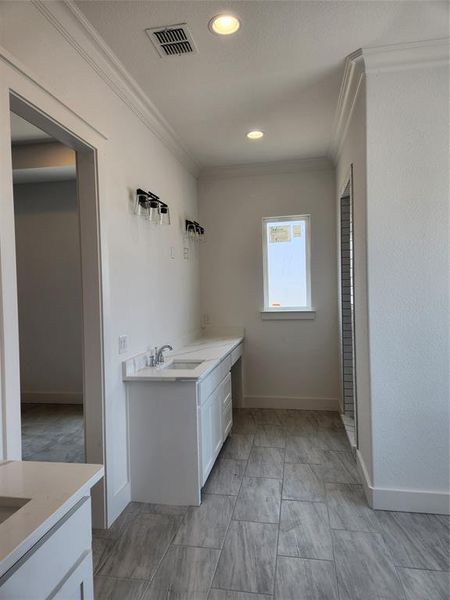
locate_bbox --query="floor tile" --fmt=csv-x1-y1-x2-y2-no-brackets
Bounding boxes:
326,483,379,532
278,500,333,560
203,459,247,495
254,425,286,449
275,556,338,600
208,590,272,600
233,477,282,523
376,511,450,571
145,545,220,600
284,436,326,465
314,428,350,452
246,447,284,479
333,529,406,600
98,512,182,579
212,520,278,594
232,410,257,434
310,451,359,484
221,433,254,460
398,567,450,600
282,463,325,501
173,494,235,548
94,576,149,600
252,409,283,426
92,536,115,574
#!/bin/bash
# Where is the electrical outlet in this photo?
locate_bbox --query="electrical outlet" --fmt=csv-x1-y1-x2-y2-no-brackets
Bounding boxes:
183,247,190,260
119,335,128,354
202,313,210,327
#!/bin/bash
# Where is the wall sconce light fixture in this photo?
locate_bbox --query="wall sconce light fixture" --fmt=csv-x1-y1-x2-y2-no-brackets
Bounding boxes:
185,220,206,242
135,189,171,225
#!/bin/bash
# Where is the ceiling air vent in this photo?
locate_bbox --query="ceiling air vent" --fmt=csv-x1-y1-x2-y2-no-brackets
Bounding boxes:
146,24,197,58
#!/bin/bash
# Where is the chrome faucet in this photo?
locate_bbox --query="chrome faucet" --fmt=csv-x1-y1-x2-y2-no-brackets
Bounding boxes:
155,344,173,365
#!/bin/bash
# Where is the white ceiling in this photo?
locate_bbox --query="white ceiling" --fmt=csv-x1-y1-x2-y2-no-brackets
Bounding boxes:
10,112,53,144
76,1,448,168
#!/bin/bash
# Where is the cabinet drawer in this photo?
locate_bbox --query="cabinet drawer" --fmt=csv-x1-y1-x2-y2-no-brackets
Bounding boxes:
0,498,92,599
230,344,243,366
198,355,231,405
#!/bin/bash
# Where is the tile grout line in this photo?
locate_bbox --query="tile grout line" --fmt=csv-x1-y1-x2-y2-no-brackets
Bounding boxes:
207,429,251,598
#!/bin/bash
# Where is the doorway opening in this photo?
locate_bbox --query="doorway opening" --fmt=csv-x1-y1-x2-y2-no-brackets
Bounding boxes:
339,173,357,448
7,93,105,526
11,112,84,463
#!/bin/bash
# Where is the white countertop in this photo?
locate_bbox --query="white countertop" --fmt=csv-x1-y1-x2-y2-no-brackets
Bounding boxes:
123,335,243,382
0,460,103,578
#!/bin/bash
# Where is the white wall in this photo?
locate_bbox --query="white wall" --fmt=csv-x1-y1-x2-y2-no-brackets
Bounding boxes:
336,45,449,513
14,180,83,403
0,2,200,525
199,164,339,410
365,61,449,510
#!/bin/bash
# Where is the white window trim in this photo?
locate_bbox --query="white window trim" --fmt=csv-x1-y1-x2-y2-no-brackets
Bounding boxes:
262,214,312,313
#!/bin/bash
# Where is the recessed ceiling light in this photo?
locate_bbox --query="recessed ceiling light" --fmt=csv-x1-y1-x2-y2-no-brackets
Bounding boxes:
246,130,264,140
209,14,240,36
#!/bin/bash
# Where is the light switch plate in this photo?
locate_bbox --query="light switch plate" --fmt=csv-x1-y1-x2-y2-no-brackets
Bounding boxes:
119,335,128,354
183,247,189,260
170,246,176,259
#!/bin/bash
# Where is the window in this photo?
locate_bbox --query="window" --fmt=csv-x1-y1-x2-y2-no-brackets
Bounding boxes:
262,215,311,312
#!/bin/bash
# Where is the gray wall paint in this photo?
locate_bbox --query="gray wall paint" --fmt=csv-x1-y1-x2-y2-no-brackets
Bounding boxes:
199,167,340,408
13,180,83,401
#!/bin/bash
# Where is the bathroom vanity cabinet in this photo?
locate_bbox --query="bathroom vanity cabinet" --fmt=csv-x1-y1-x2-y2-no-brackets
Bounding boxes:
125,337,243,506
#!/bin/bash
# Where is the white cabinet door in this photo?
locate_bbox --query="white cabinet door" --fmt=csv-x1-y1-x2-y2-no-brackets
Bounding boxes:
211,389,222,459
53,552,94,600
200,394,214,485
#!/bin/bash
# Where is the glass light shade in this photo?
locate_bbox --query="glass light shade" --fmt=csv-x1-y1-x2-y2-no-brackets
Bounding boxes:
159,204,170,225
246,130,264,140
148,200,160,224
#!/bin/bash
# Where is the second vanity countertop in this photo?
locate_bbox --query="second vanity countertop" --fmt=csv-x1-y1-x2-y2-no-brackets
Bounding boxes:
0,460,103,578
123,335,243,382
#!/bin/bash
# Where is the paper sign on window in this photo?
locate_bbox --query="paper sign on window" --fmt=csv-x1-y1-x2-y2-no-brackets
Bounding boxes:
293,224,302,237
270,225,291,243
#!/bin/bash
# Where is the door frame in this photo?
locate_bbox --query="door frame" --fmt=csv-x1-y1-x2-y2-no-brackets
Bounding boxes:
1,90,106,526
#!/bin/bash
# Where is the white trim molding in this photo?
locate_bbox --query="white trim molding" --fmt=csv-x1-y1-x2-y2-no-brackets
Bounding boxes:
244,395,339,411
200,157,333,180
356,450,450,515
260,310,316,321
32,0,199,176
330,38,450,161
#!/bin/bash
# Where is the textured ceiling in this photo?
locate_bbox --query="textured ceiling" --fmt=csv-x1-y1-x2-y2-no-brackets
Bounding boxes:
75,1,448,167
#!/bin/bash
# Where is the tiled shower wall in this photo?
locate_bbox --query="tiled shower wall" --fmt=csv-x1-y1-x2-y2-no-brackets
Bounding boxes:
340,195,355,418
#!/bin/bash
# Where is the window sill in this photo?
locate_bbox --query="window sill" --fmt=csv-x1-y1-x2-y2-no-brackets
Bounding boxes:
260,309,316,321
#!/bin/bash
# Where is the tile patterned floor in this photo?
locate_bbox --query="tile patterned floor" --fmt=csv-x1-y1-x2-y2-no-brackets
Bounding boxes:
93,408,450,600
21,403,85,463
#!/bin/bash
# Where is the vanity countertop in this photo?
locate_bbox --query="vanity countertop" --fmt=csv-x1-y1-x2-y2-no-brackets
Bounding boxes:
0,460,103,578
123,335,243,382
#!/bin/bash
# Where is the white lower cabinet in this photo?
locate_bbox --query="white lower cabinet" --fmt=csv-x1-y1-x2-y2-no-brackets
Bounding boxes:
0,497,93,600
200,372,232,486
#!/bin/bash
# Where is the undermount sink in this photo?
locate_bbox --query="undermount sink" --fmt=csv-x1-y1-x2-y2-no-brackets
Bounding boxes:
0,497,30,525
162,360,204,370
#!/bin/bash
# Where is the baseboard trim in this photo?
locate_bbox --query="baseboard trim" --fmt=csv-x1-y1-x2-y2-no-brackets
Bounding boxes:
243,395,339,411
356,450,449,515
108,480,131,528
21,391,83,404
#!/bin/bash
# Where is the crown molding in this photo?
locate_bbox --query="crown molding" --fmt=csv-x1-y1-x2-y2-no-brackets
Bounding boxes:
329,50,365,163
329,38,449,162
32,0,199,176
362,38,449,73
199,156,334,180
